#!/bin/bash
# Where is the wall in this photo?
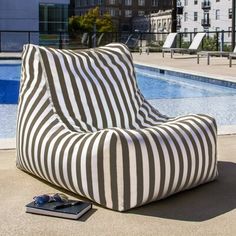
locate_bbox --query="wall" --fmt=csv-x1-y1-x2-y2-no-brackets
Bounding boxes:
0,0,70,51
0,0,39,31
179,0,232,44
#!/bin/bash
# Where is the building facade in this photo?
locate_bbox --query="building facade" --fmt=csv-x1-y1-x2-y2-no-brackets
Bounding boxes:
150,10,172,33
132,15,150,32
132,9,172,43
179,0,232,43
74,0,172,31
0,0,70,51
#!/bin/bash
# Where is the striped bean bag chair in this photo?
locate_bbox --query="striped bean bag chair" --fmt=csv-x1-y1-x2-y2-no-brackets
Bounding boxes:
16,43,218,211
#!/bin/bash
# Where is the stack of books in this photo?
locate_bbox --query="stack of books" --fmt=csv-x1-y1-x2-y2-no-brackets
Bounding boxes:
26,198,92,220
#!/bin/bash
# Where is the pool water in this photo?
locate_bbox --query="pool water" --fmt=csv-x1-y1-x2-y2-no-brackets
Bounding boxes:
0,63,21,104
0,105,18,139
136,67,236,131
136,68,236,99
1,62,236,138
0,64,21,81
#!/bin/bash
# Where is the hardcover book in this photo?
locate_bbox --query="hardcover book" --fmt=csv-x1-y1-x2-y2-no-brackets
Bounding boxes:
26,200,92,220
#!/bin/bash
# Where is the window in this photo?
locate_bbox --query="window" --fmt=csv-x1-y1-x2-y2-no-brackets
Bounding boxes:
184,0,188,6
138,0,145,6
97,0,104,5
125,0,132,6
184,12,188,21
194,12,198,21
229,8,232,19
215,9,220,20
215,27,220,32
39,4,68,33
163,22,167,31
108,8,116,16
151,22,156,32
203,12,210,25
109,0,116,4
194,0,198,4
125,10,132,17
194,28,198,33
138,10,145,16
228,27,232,37
152,0,158,6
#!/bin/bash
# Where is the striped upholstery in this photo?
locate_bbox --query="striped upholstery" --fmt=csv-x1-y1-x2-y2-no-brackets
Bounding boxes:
16,43,218,211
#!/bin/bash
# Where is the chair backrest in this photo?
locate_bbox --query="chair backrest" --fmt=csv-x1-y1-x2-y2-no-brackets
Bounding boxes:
125,34,133,45
97,33,104,46
233,46,236,53
81,32,88,45
189,32,206,50
162,33,178,49
125,35,140,49
139,40,147,47
28,43,166,132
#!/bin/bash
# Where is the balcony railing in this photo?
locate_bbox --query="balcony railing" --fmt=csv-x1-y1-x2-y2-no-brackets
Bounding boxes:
201,19,211,27
202,1,211,10
177,20,181,29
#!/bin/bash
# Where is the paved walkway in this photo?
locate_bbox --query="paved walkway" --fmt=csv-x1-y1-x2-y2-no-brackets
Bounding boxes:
133,52,236,82
0,52,21,59
1,135,236,236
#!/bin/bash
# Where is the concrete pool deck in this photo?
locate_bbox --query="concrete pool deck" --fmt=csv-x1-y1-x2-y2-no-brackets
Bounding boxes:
133,52,236,83
0,135,236,235
0,52,21,60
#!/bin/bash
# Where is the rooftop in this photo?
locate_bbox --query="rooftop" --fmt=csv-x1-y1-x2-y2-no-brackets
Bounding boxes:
1,51,236,235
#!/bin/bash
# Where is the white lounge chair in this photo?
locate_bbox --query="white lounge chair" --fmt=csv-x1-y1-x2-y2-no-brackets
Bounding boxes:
125,34,140,50
162,33,178,57
163,32,206,58
229,48,236,67
197,46,236,65
81,32,89,45
139,40,150,55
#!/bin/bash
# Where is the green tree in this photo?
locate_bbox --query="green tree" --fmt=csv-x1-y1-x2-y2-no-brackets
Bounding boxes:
203,35,217,51
69,7,114,33
80,7,99,32
96,13,113,32
69,16,83,34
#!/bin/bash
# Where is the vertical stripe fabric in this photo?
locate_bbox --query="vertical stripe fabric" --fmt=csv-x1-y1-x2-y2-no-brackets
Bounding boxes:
16,43,218,211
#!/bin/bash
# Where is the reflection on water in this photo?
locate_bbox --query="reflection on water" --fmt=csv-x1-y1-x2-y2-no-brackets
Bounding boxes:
149,95,236,127
0,105,17,138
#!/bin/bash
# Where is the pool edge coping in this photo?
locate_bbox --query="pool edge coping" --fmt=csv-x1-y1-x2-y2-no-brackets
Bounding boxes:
0,138,16,150
134,62,236,86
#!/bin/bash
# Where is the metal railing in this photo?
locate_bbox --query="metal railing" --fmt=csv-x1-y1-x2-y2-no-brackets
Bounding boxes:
0,30,234,53
0,30,39,52
202,1,211,10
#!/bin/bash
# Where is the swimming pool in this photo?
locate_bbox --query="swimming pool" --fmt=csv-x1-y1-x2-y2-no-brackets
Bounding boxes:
136,68,236,99
0,61,236,139
0,61,21,104
136,65,236,134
